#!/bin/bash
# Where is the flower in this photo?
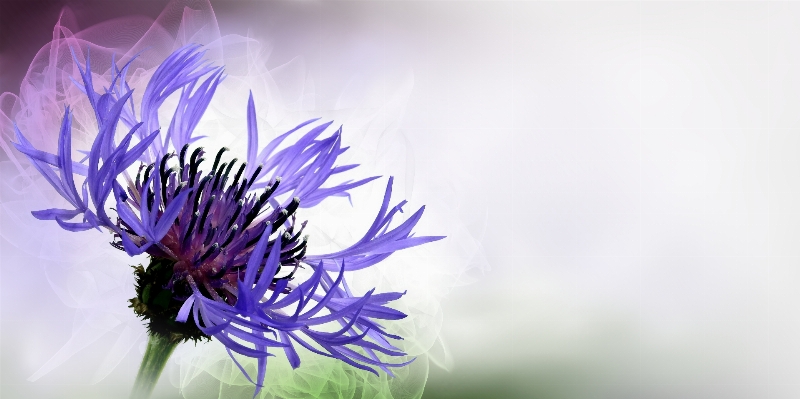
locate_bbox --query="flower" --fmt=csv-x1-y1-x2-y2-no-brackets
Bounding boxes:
11,43,443,397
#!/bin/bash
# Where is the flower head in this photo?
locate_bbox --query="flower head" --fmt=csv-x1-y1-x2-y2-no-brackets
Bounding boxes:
12,43,442,395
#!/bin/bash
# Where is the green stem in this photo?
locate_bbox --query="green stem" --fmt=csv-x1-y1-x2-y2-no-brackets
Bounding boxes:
129,333,179,399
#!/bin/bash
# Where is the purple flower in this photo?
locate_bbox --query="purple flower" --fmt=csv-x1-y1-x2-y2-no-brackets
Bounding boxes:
13,43,443,395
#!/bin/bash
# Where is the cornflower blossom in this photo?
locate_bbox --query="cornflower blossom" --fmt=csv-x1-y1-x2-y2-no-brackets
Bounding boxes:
12,43,443,397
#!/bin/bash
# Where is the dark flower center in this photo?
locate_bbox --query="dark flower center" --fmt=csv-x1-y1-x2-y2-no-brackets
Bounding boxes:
118,145,308,341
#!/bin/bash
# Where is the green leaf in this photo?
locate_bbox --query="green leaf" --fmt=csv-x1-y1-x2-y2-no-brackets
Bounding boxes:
152,289,172,310
142,284,152,303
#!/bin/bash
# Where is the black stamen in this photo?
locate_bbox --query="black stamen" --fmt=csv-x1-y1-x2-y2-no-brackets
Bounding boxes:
263,177,281,199
258,190,270,206
142,164,154,186
161,166,177,205
271,264,285,283
220,159,238,190
211,147,228,175
243,190,272,228
274,210,288,228
275,261,300,281
245,222,271,248
207,264,232,279
183,211,200,249
246,165,263,190
294,245,307,260
179,144,190,175
239,211,255,231
211,162,227,192
230,162,246,190
193,176,212,214
203,226,217,246
159,153,172,180
274,197,300,227
257,189,273,215
281,238,307,261
227,200,244,230
285,215,296,235
189,159,204,187
242,199,263,230
173,182,187,199
288,221,307,243
221,224,238,247
188,147,204,186
198,195,215,233
135,164,145,188
147,190,155,211
158,154,173,205
233,179,248,203
198,243,220,263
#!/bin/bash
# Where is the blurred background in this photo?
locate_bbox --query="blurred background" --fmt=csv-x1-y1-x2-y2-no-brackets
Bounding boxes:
1,1,798,398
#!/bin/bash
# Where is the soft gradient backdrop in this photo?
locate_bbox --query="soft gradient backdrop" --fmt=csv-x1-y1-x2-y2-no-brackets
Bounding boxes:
1,1,798,398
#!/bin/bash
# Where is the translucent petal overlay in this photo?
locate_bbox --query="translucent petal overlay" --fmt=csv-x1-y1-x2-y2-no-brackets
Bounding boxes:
0,0,486,398
0,161,146,385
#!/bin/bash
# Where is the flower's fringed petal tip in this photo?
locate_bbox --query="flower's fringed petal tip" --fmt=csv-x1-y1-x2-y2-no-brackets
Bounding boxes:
175,296,195,323
254,351,268,399
248,119,379,208
166,63,224,153
12,110,105,230
245,91,259,174
263,261,415,379
30,208,81,221
140,43,224,161
307,177,446,272
54,216,97,232
189,248,412,393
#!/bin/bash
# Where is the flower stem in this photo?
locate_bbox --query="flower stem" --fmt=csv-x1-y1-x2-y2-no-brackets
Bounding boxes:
129,333,179,399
